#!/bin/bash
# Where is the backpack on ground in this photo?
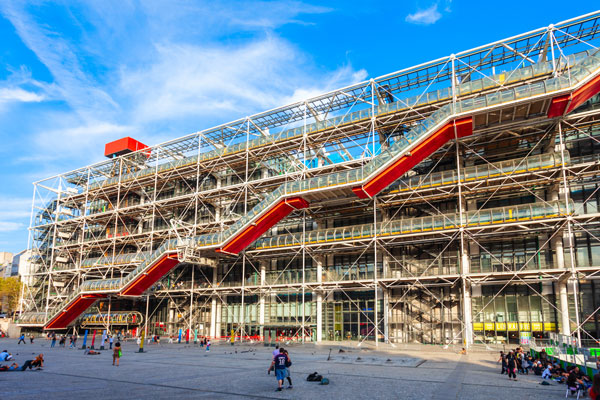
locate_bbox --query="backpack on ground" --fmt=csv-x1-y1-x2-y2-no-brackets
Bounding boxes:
307,372,323,382
320,377,329,385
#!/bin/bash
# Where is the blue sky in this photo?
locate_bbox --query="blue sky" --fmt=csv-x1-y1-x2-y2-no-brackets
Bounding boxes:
0,1,596,253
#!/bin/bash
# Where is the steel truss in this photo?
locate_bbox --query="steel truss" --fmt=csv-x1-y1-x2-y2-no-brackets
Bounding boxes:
18,12,600,348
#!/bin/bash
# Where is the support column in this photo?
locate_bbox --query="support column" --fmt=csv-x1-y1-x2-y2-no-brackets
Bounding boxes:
558,280,571,336
210,297,217,338
549,184,570,335
461,199,475,348
216,296,224,340
316,255,323,343
259,260,267,339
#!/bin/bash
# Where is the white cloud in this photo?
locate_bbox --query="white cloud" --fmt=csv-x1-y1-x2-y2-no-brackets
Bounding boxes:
0,222,23,232
0,1,367,165
405,4,442,25
0,196,30,234
30,119,133,163
0,197,32,220
0,3,119,121
0,87,44,103
120,36,365,125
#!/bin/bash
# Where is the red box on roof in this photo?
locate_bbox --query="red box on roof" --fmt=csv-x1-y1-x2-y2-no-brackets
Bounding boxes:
104,137,150,158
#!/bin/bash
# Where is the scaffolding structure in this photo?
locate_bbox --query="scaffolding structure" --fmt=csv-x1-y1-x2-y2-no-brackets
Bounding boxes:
17,12,600,347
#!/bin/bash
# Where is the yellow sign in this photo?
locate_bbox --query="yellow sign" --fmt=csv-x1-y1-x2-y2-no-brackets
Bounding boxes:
473,323,483,331
531,322,543,331
507,323,518,331
543,323,556,331
519,322,530,331
496,322,506,330
484,323,494,330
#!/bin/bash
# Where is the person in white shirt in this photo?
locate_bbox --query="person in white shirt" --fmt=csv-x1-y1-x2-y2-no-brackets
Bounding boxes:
542,364,552,379
0,350,13,361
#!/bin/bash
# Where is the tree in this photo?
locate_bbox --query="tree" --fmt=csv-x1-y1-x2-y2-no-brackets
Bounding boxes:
0,277,23,315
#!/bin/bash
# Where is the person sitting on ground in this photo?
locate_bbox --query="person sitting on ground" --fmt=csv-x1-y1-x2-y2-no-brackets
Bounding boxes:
460,347,467,355
542,363,553,379
551,363,567,382
84,347,100,355
532,361,543,376
0,350,13,361
31,354,44,368
8,363,20,371
589,373,600,400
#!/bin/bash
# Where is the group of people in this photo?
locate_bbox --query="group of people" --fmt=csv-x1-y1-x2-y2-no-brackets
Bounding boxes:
498,347,600,398
268,345,293,391
498,348,534,380
17,334,36,344
0,351,44,371
48,332,78,348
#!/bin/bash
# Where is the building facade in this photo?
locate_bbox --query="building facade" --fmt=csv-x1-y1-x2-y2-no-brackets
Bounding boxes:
17,13,600,347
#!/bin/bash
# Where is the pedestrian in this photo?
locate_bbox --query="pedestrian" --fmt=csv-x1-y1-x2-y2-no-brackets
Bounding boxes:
29,334,35,344
73,333,78,348
268,345,280,374
269,346,290,391
18,333,26,345
68,335,73,348
498,351,507,374
113,341,121,366
109,335,114,349
206,339,211,352
51,332,56,348
281,348,293,389
59,335,66,347
506,351,517,381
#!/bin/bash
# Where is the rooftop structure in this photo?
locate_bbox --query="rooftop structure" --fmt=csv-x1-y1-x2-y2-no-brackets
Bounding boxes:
17,11,600,347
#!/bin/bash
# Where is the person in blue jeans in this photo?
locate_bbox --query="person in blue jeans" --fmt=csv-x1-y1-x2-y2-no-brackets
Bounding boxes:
269,347,290,391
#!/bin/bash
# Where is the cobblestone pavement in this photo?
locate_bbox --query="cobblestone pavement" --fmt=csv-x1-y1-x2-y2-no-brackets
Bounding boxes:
0,338,571,399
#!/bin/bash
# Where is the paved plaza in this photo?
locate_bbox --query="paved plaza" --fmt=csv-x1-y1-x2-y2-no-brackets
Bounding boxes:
0,338,572,399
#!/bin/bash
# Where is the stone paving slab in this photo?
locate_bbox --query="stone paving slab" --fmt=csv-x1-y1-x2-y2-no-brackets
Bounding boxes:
0,338,577,399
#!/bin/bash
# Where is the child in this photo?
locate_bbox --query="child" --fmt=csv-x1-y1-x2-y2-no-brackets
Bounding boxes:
113,342,121,366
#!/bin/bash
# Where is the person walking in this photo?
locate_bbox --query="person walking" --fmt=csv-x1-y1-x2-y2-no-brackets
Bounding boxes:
281,348,293,389
113,341,121,366
51,332,56,348
269,346,290,391
506,351,518,381
268,345,280,374
59,335,66,347
29,334,35,344
72,333,78,348
497,351,507,374
109,335,114,349
18,333,26,345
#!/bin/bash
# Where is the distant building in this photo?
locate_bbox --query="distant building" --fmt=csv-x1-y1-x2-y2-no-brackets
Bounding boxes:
12,250,32,284
0,252,13,278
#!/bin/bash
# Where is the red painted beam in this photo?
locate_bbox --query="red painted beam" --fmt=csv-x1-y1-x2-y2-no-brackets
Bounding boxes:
566,74,600,114
547,95,570,118
218,197,309,255
120,255,180,296
45,294,106,330
353,118,473,198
